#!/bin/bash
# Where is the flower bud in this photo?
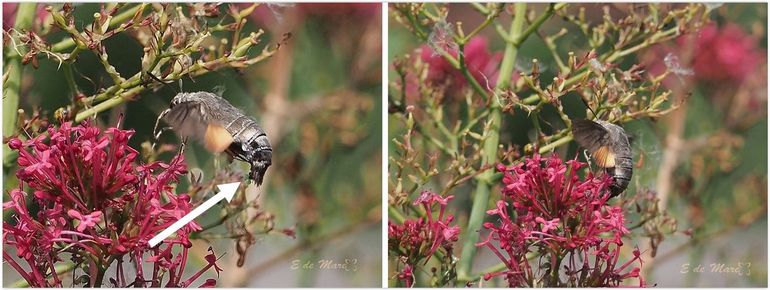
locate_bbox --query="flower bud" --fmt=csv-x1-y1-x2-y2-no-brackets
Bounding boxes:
7,138,22,150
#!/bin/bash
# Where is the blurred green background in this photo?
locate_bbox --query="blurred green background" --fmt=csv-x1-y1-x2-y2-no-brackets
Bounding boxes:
3,3,381,287
388,3,767,287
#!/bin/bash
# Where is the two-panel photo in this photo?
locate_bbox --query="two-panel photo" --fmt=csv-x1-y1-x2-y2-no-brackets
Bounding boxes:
1,2,767,288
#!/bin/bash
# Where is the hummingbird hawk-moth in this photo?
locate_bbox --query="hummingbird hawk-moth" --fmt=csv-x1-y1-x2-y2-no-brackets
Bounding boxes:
571,119,633,197
156,91,272,185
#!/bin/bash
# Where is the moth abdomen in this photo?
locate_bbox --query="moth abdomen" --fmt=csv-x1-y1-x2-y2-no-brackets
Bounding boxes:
226,123,272,186
608,165,632,197
608,150,633,196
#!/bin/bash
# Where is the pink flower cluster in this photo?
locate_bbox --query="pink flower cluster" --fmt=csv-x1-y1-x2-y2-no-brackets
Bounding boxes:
477,154,644,287
645,23,764,85
388,191,460,287
689,23,763,83
421,36,516,90
3,121,221,287
2,3,50,30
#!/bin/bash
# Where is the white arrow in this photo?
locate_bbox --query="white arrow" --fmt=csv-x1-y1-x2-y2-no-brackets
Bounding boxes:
148,182,241,247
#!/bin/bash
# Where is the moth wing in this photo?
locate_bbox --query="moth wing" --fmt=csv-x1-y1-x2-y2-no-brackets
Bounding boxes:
572,119,616,168
165,101,234,153
572,119,611,152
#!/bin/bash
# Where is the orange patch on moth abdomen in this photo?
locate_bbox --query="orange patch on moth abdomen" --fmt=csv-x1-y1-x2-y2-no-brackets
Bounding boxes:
204,123,234,153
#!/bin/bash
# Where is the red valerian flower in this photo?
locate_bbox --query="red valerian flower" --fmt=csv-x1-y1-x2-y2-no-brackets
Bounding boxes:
67,209,103,232
388,191,459,286
477,154,644,287
397,264,414,288
421,36,517,90
2,3,51,30
644,23,764,85
689,23,763,83
640,22,766,129
397,36,521,106
3,121,221,287
413,191,460,259
199,279,218,288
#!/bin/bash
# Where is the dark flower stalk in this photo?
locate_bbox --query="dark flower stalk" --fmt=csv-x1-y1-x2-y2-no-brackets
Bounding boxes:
3,121,221,287
477,154,645,287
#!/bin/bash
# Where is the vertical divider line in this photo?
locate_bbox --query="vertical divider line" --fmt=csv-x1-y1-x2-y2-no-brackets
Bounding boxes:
381,2,389,288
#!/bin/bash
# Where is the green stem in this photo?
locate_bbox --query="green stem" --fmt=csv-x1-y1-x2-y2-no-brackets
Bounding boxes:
10,262,77,288
395,5,493,101
62,63,81,100
94,264,107,287
462,4,503,43
512,4,565,46
2,63,21,132
457,3,527,281
74,38,275,123
75,88,130,122
532,110,542,146
50,4,145,52
540,29,569,74
548,251,563,286
470,3,490,15
3,3,36,166
520,25,681,105
388,205,406,224
3,3,36,134
539,134,572,154
456,45,492,100
458,252,540,283
403,114,454,156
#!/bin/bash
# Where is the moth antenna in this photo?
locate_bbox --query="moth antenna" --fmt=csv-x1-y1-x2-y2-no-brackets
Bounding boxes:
577,93,599,119
145,72,165,85
146,72,180,94
116,113,125,129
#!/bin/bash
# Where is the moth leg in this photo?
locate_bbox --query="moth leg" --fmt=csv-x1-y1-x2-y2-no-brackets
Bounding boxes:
153,109,171,139
151,127,174,153
151,109,173,151
226,148,251,163
188,168,204,187
179,137,189,154
212,154,223,174
224,148,256,181
582,149,594,171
